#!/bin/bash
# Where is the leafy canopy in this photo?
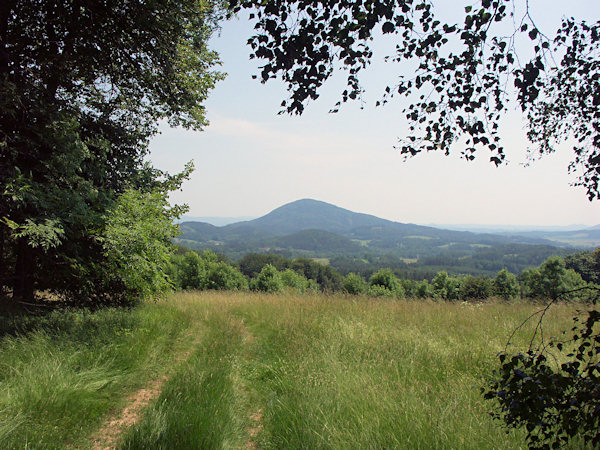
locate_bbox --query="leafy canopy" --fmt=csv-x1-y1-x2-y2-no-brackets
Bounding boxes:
0,0,225,301
230,0,600,199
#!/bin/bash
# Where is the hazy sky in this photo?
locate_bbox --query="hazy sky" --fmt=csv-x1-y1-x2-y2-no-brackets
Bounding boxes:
148,2,599,227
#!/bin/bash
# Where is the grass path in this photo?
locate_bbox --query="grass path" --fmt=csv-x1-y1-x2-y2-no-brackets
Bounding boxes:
0,292,580,448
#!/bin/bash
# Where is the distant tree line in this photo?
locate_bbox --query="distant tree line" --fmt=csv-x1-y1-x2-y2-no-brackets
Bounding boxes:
167,249,600,302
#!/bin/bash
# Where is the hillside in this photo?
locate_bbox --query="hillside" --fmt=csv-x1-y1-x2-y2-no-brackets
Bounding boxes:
176,199,583,272
234,198,392,234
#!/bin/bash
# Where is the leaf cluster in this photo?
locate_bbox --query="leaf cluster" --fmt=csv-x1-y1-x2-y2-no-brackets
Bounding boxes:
230,0,600,198
484,298,600,448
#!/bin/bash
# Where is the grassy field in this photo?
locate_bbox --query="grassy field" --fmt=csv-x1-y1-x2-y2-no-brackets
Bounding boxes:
0,292,580,448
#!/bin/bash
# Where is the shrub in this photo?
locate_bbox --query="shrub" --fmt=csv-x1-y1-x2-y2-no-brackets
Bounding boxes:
280,268,310,294
492,269,520,300
459,275,493,301
414,280,434,299
519,257,586,300
431,271,459,301
204,262,247,291
369,269,404,298
343,272,368,295
251,264,283,293
367,284,396,298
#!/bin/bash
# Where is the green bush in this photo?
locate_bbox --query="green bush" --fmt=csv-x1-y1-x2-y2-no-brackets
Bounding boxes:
205,262,247,291
459,275,493,301
367,284,396,298
492,269,520,300
343,272,368,295
251,264,283,293
369,269,404,298
103,188,180,301
280,269,310,294
414,280,434,299
431,271,459,301
519,256,586,300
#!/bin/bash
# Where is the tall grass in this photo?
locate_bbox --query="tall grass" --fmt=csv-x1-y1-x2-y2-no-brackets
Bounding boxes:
0,297,204,448
0,292,579,448
122,293,577,449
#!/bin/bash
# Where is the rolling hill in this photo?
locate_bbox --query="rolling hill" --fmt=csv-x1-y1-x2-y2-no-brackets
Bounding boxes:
175,199,585,267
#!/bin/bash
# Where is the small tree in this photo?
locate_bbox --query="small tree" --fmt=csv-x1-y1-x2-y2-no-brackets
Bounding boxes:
280,268,310,294
520,257,587,301
343,272,368,295
177,251,207,290
369,269,404,298
493,269,520,301
431,271,459,301
251,264,283,293
459,275,493,301
204,261,248,291
414,280,434,299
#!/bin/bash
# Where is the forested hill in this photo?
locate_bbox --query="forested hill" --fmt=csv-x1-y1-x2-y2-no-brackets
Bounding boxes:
176,200,586,275
235,199,393,234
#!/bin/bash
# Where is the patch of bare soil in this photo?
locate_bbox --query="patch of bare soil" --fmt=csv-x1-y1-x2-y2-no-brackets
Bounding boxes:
246,409,263,450
91,376,168,450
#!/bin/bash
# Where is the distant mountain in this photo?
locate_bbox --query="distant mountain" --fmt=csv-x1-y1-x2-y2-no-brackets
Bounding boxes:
177,215,256,226
431,223,597,233
176,199,578,264
230,198,392,235
508,228,600,248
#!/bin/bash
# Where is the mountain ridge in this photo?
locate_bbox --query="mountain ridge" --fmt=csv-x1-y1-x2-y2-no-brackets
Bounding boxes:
177,199,583,255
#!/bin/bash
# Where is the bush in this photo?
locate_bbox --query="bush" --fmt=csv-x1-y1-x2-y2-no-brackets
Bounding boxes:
459,275,493,301
204,262,248,291
103,188,180,301
251,264,283,293
519,256,586,300
367,284,396,298
369,269,404,298
280,268,310,294
414,280,434,299
492,269,519,300
343,272,368,295
431,271,459,301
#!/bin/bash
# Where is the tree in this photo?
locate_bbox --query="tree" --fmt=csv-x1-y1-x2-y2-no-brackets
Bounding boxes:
103,186,183,302
564,249,600,285
230,0,600,199
343,272,368,295
458,275,493,301
519,256,587,301
251,264,283,293
431,270,459,301
0,0,225,302
369,269,404,297
280,268,313,294
492,269,519,300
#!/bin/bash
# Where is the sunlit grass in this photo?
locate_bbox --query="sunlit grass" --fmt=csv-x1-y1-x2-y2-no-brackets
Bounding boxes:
0,292,578,448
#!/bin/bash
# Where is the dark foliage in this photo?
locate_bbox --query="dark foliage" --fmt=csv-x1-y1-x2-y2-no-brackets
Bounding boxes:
230,0,600,199
484,288,600,448
0,0,223,303
565,249,600,285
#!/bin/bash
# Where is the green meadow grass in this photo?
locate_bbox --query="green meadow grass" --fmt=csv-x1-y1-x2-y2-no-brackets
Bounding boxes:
0,298,206,448
0,292,580,448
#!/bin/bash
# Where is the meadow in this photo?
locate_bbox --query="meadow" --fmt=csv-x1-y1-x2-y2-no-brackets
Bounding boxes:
0,292,580,449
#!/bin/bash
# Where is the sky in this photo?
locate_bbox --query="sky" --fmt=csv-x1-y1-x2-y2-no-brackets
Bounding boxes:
148,1,599,227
